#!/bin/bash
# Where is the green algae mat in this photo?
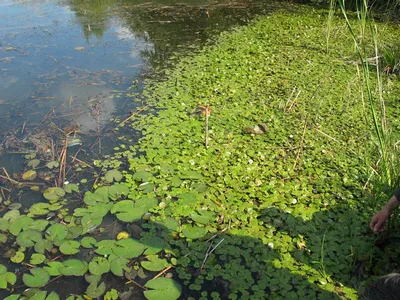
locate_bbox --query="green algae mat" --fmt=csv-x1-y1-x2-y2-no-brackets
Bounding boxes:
1,5,400,300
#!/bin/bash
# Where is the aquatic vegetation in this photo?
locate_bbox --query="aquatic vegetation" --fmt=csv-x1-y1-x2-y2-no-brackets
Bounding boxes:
1,4,400,300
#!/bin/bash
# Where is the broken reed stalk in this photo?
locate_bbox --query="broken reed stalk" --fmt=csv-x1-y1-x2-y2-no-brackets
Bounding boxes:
198,238,225,274
293,117,308,171
58,137,68,187
153,266,173,279
117,105,150,127
1,168,19,184
205,103,210,149
69,156,93,169
126,279,147,290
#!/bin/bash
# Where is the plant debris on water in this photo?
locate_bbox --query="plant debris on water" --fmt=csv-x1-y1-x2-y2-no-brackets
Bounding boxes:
1,1,400,300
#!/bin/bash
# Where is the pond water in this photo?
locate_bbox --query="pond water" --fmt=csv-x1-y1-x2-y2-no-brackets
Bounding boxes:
0,0,281,298
0,0,276,177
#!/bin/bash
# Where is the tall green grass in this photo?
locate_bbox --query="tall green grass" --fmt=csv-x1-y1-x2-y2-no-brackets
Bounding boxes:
331,0,400,207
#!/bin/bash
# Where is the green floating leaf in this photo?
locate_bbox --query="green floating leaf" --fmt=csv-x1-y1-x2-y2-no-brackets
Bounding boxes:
81,236,97,248
35,239,53,254
104,289,119,300
30,253,46,265
46,291,60,300
9,215,34,236
3,210,20,222
179,170,203,180
108,184,130,200
190,210,215,225
113,238,145,258
44,261,64,276
28,159,40,168
64,184,79,194
141,255,169,272
144,277,182,300
111,197,157,223
177,192,199,206
46,161,59,169
86,281,106,298
4,295,20,300
17,230,42,247
142,236,166,255
22,268,50,288
0,218,9,232
43,187,65,202
45,224,68,246
29,219,49,232
95,240,115,256
154,217,179,232
10,251,24,263
59,259,88,276
0,265,16,289
85,274,101,284
109,256,130,277
104,169,123,183
83,191,109,206
89,257,110,275
59,240,80,255
22,170,37,181
29,203,51,217
181,224,207,239
132,170,153,182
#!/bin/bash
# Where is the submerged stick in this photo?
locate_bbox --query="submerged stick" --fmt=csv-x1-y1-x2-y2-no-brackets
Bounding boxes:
117,105,150,127
126,279,147,290
205,103,210,149
153,266,173,279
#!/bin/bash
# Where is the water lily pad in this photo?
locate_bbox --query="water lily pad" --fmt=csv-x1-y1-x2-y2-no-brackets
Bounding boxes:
190,210,215,225
28,203,51,217
109,256,130,277
34,239,53,254
17,230,42,247
29,219,49,232
9,215,34,236
30,253,46,265
59,259,88,276
64,184,79,193
27,159,41,168
83,191,109,206
22,268,50,288
59,240,80,255
104,169,123,183
44,261,64,276
108,184,130,200
89,257,110,275
112,238,145,258
179,170,203,180
144,277,182,300
142,236,166,255
46,161,59,169
43,187,65,202
141,255,169,272
81,236,97,248
0,271,16,289
95,240,115,255
132,170,153,182
3,210,20,222
22,170,37,181
181,224,207,239
45,224,68,246
11,251,24,263
85,281,105,298
4,295,20,300
111,197,157,223
0,219,9,232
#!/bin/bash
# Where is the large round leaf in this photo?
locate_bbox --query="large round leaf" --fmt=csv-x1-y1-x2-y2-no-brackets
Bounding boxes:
144,278,182,300
22,268,50,288
59,240,80,255
81,236,97,249
9,216,34,236
0,272,16,289
141,255,169,272
112,238,145,258
109,257,130,277
89,257,110,275
59,259,88,276
45,224,68,246
43,187,65,202
181,224,207,239
17,230,42,247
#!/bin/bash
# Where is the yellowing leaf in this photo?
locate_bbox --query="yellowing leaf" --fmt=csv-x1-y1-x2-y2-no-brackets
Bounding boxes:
117,231,130,240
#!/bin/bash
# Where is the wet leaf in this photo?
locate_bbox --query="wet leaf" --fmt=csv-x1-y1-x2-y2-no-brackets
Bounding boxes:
43,187,65,202
59,259,88,276
141,255,169,272
81,236,97,248
95,240,115,256
109,257,130,277
142,236,166,255
89,257,110,275
17,229,42,247
112,238,145,258
104,169,123,183
46,161,59,169
44,261,64,276
108,183,129,200
10,251,24,263
45,224,68,246
181,224,207,239
9,215,34,236
22,268,50,288
29,219,49,232
27,159,41,168
22,170,37,180
64,184,79,193
144,277,182,300
85,281,105,298
34,239,53,254
30,253,46,265
59,240,80,255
